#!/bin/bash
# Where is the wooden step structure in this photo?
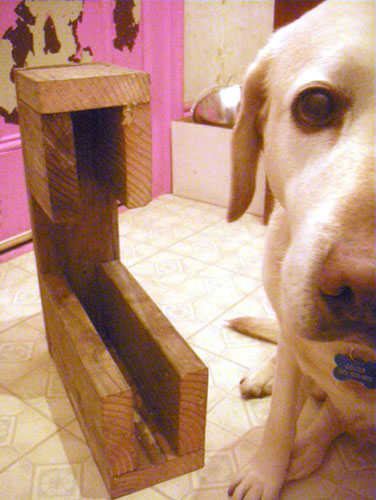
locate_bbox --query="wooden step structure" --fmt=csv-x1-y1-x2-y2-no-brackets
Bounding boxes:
15,63,207,498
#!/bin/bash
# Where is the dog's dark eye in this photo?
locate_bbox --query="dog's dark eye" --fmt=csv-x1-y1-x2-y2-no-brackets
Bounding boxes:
293,88,337,128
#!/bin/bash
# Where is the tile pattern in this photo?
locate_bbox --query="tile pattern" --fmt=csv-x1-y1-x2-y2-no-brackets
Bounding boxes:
0,195,375,500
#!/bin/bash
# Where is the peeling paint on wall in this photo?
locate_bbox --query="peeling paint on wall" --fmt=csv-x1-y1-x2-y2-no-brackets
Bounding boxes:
0,0,140,124
43,15,61,54
113,0,140,52
0,1,88,123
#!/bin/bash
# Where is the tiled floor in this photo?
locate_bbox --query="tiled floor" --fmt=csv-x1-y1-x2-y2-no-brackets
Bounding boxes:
0,194,375,500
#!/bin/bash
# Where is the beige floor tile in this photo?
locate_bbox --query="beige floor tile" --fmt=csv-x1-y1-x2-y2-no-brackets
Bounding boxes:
205,421,239,451
229,285,276,319
0,427,108,500
80,456,109,499
24,313,46,333
220,341,276,370
247,396,271,426
0,455,34,500
192,450,236,489
206,385,229,413
0,262,34,289
0,309,25,334
208,393,254,437
190,322,228,355
216,242,265,279
0,322,51,387
0,388,58,471
177,265,259,308
32,463,82,500
26,428,93,465
190,486,230,499
9,368,76,427
0,275,41,321
119,236,160,266
158,292,225,339
230,426,264,470
120,489,168,500
10,251,38,275
129,250,207,288
209,355,250,393
168,232,226,263
122,218,195,248
154,472,192,499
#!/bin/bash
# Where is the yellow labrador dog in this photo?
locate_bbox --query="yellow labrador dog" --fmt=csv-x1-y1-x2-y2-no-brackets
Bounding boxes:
227,2,375,499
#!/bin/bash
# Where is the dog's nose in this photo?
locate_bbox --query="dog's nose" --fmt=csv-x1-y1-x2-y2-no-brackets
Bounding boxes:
318,240,376,325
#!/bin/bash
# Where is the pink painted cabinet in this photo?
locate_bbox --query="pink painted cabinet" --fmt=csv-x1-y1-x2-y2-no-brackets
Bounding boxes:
0,0,183,251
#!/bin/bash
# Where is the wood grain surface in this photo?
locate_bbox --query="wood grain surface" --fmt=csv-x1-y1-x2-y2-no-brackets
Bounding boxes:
15,63,207,498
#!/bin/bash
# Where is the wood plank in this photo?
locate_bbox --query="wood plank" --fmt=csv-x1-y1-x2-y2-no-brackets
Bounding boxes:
97,260,208,456
95,104,152,208
17,101,48,215
15,63,150,114
123,103,152,208
28,195,59,275
111,449,204,498
17,101,80,222
39,271,137,491
42,112,80,217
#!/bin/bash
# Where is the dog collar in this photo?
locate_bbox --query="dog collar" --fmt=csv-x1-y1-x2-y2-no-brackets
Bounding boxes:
333,353,376,389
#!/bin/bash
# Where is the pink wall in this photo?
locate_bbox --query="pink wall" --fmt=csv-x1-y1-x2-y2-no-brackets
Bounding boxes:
142,0,184,196
0,0,184,248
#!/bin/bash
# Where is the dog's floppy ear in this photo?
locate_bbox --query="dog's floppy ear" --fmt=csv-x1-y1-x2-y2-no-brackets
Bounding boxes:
227,53,270,222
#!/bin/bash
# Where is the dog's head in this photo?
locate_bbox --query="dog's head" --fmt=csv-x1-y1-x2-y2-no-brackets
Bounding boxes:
229,1,374,221
229,1,375,347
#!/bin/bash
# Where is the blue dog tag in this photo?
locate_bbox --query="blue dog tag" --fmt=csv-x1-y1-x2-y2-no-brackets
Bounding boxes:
333,354,376,389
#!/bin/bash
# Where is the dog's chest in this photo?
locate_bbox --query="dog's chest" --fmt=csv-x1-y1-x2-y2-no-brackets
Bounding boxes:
294,338,376,438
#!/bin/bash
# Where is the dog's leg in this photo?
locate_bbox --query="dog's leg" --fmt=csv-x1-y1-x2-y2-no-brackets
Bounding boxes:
228,317,278,398
228,341,313,500
287,397,343,481
240,351,276,398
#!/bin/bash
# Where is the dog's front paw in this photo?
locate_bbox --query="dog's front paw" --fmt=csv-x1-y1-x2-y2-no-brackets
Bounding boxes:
287,439,328,480
228,472,264,500
240,352,275,398
228,461,283,500
240,370,273,398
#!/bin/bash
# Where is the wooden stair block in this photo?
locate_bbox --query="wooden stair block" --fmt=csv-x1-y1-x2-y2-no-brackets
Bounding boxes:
15,63,208,498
